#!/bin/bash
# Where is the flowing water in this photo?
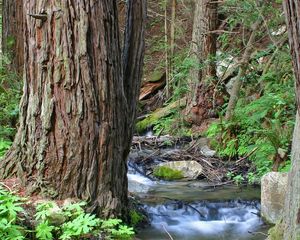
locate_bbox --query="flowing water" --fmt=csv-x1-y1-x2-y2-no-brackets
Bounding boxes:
128,166,269,240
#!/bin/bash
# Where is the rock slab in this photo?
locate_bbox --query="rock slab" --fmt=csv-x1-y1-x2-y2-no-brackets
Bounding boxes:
261,172,288,224
157,161,203,180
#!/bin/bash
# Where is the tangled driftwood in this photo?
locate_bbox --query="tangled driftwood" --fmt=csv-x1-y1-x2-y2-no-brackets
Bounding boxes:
130,135,253,184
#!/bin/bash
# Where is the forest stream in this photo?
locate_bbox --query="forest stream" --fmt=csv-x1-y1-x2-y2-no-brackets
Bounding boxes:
127,149,270,240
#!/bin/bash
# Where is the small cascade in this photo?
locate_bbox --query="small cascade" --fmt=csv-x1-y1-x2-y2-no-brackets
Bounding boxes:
139,200,266,240
127,155,269,239
127,164,155,193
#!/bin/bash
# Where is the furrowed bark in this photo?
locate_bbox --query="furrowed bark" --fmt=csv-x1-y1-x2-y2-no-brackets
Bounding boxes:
123,0,147,151
1,0,146,218
281,1,300,239
2,0,24,73
187,0,221,125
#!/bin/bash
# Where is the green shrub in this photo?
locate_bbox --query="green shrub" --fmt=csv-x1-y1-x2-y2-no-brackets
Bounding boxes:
0,187,26,240
34,201,135,240
0,187,135,240
206,60,295,180
129,210,144,227
153,166,184,180
0,139,12,157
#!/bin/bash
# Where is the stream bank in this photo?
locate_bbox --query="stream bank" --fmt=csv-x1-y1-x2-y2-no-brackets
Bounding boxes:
128,135,270,240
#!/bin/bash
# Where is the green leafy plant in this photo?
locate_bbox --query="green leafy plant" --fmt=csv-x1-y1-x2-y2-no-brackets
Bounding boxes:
233,174,245,185
207,69,295,179
129,210,144,227
60,213,100,240
100,218,134,240
34,200,134,240
35,221,55,240
226,171,234,179
35,202,56,222
247,172,258,185
0,139,11,157
0,187,135,240
0,187,26,240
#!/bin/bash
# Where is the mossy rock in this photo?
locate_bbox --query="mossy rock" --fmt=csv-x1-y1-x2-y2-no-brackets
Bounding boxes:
148,71,165,83
136,114,158,133
153,166,184,180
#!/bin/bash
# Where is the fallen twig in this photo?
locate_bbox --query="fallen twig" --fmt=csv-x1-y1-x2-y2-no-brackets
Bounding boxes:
162,224,174,240
236,147,258,164
248,231,268,237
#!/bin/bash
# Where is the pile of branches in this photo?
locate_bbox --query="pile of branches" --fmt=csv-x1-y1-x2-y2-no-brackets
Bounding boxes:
130,135,253,183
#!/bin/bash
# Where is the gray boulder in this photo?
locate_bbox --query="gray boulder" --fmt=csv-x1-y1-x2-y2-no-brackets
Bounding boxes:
157,161,203,180
261,172,288,224
127,173,153,193
196,138,216,157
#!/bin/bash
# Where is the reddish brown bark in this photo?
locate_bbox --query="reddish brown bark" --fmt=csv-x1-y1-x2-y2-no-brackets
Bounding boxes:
1,0,146,217
187,0,222,126
2,0,24,73
284,1,300,115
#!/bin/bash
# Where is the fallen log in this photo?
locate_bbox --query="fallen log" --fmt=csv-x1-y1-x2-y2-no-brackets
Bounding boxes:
136,97,187,133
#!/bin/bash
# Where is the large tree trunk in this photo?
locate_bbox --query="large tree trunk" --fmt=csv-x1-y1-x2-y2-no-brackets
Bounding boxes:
0,0,146,218
281,1,300,239
282,113,300,239
187,0,221,126
2,0,24,73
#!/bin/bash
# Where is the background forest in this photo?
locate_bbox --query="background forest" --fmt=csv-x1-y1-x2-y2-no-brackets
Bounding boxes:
0,0,299,239
0,0,295,183
135,0,294,182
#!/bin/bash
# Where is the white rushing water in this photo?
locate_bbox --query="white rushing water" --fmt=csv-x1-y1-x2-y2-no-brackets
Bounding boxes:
141,201,264,240
127,164,268,240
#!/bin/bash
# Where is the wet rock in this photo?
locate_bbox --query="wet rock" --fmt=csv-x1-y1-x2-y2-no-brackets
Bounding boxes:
197,138,216,157
200,145,216,157
47,204,66,225
127,172,153,193
128,180,151,193
34,200,66,225
187,182,214,188
157,161,203,180
261,172,288,224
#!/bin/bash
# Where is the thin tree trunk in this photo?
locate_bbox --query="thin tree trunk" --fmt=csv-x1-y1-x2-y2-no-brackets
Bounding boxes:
164,0,170,99
170,0,176,58
2,0,24,73
0,0,146,218
123,0,147,152
225,20,260,120
188,0,205,98
281,1,300,238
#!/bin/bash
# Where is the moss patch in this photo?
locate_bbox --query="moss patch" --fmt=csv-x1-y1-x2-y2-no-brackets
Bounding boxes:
136,114,158,133
148,71,164,82
153,166,184,180
268,221,283,240
135,97,187,133
129,210,144,227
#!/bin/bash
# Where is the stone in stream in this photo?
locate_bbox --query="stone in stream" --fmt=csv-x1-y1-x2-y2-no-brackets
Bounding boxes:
261,172,288,224
197,137,216,157
156,161,203,180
